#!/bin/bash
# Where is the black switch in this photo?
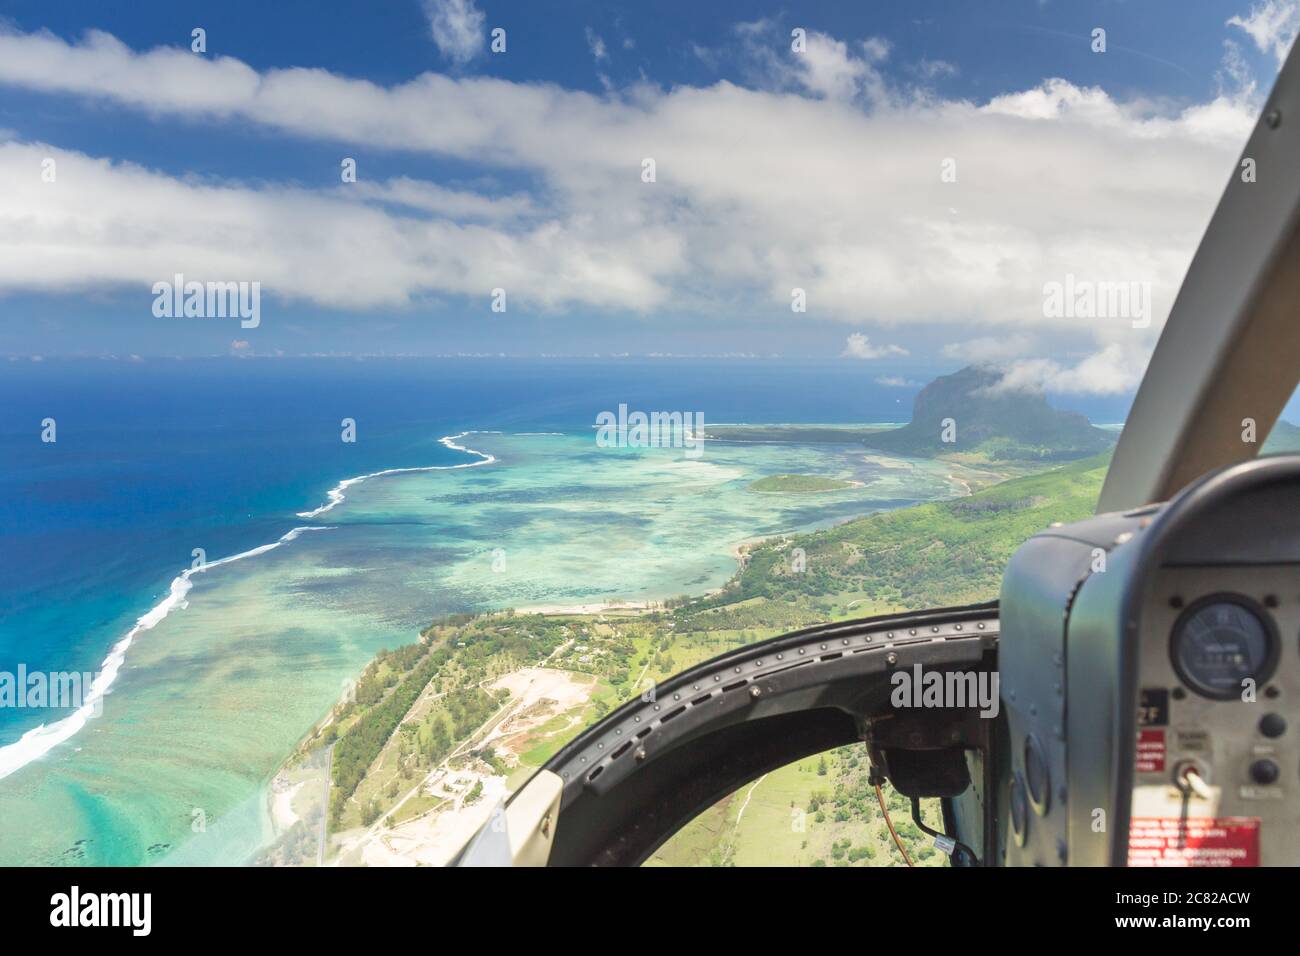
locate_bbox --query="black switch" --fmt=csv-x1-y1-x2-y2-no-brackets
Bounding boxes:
1249,759,1280,785
1259,713,1287,738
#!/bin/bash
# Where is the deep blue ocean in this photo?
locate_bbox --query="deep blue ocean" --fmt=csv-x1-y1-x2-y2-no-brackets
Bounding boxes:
0,357,1134,750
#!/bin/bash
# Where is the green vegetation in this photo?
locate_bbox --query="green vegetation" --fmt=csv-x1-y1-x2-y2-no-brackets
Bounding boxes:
328,645,451,822
647,745,948,867
254,819,317,867
286,444,1112,863
749,474,858,494
679,452,1109,628
638,452,1109,865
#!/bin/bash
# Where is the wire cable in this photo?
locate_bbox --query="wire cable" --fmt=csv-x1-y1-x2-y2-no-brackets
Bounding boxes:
874,781,913,867
909,795,981,866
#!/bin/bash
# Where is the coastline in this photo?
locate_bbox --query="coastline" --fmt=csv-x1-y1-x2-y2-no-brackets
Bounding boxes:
252,440,1095,865
3,420,966,864
0,432,500,786
296,431,498,518
0,525,335,782
259,518,773,863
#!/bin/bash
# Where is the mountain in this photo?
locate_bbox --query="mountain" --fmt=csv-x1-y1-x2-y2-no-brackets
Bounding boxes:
864,365,1116,461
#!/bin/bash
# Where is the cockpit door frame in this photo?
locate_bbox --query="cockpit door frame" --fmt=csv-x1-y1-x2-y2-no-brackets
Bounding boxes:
1098,43,1300,512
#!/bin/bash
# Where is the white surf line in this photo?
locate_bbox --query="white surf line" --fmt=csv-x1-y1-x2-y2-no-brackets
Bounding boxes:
296,431,498,519
0,526,334,781
1,432,501,780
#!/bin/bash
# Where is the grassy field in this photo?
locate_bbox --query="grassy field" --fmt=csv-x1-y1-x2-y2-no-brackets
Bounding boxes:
648,745,948,867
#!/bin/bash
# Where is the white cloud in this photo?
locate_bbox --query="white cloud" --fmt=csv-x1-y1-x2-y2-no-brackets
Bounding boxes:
991,344,1150,396
875,375,918,387
842,334,908,359
345,177,536,222
585,27,608,62
1227,0,1300,64
734,21,891,104
0,140,680,312
915,58,958,80
422,0,484,65
797,34,874,101
0,22,1267,378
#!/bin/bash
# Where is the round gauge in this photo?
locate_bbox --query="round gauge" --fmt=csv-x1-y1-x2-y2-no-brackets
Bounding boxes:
1169,595,1279,700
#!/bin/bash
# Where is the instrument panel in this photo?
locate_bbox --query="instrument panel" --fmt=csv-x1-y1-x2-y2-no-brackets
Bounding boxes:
1130,567,1298,865
998,455,1300,867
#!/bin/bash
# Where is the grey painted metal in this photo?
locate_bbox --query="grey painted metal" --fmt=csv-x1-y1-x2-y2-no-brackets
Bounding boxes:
1097,45,1300,513
1072,456,1300,864
998,511,1149,865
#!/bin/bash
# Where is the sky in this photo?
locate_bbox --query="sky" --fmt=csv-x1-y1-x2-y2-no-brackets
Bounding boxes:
0,0,1297,394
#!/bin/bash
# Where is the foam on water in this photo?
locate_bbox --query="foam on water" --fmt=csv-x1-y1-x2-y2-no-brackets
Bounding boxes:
0,526,334,780
296,432,496,518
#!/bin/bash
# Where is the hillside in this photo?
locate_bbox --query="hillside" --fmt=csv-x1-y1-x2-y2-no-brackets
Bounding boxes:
682,451,1110,627
865,366,1115,461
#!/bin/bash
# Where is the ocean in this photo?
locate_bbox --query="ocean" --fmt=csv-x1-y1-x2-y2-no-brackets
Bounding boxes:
0,357,1131,865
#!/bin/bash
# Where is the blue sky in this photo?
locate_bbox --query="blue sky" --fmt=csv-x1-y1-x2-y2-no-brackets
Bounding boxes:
0,0,1295,391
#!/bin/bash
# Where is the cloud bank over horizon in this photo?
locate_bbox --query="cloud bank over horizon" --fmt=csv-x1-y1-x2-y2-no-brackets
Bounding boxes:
0,5,1293,391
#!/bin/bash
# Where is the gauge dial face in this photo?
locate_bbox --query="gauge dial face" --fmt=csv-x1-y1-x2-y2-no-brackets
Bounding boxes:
1170,597,1278,700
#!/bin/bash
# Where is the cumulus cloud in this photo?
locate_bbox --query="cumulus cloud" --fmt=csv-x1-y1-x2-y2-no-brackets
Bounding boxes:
0,140,680,312
842,334,908,359
1227,0,1300,64
0,21,1267,377
733,20,892,104
797,34,876,101
990,344,1151,396
422,0,484,65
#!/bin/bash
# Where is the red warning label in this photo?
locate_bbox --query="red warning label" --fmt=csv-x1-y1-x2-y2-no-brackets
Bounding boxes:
1128,817,1260,867
1135,729,1166,773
